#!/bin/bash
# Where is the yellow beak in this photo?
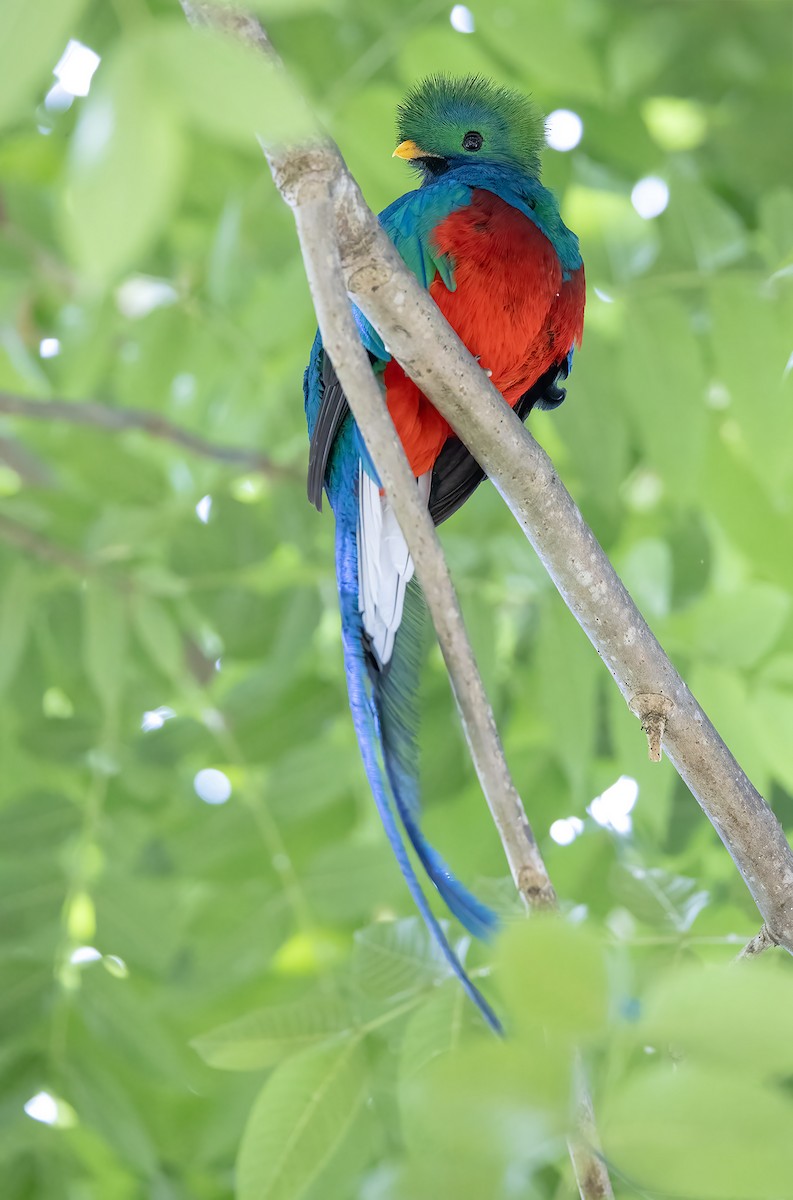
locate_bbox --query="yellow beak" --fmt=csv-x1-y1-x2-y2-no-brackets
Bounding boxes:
392,139,425,160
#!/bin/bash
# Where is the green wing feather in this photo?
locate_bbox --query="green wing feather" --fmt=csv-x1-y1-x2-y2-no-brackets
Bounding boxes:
352,181,472,359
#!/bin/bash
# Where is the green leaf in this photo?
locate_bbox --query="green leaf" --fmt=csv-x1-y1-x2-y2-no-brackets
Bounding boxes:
534,600,598,801
562,187,660,283
268,735,360,820
396,27,502,94
496,917,608,1043
351,919,452,1002
0,0,88,130
148,23,315,150
399,983,469,1081
617,537,672,619
708,275,793,497
247,0,337,13
0,561,32,694
483,0,603,100
619,294,708,501
611,865,710,932
703,442,793,591
64,41,184,284
304,840,398,924
236,1035,371,1200
642,96,707,151
131,594,183,682
401,1038,569,1195
63,1055,159,1177
397,984,565,1198
634,962,793,1079
607,10,678,97
663,583,790,668
751,683,793,793
758,186,793,265
193,993,356,1071
664,174,748,272
603,1065,793,1199
83,582,127,717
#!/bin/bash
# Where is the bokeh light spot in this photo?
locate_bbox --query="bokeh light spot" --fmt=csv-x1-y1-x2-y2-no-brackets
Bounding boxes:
69,945,102,966
550,817,585,846
194,768,232,805
24,1092,58,1125
545,110,583,152
195,495,212,524
53,40,101,97
589,776,639,834
631,176,669,219
141,706,176,732
450,5,475,33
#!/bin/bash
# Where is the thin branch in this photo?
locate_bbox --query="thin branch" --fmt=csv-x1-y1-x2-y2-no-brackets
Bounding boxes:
0,434,57,487
568,1052,613,1200
0,512,93,573
287,171,554,912
0,393,294,479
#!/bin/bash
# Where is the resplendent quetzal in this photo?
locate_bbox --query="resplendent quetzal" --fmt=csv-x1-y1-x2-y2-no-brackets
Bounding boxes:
303,76,585,1031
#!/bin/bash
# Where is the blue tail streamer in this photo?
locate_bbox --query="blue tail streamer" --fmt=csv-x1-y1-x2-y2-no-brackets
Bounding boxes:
333,479,501,1035
375,582,498,941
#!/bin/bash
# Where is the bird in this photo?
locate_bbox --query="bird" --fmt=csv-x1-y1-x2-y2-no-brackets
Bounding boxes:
303,75,585,1031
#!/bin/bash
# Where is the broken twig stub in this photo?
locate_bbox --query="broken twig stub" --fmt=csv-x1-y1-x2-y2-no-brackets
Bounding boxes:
630,693,674,762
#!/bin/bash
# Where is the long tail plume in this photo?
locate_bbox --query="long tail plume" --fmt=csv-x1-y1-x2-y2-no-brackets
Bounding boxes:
375,581,498,942
335,507,501,1034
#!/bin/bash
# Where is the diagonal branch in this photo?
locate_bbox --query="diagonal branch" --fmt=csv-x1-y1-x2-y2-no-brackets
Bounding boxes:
0,392,295,479
227,77,793,960
328,166,793,955
0,512,93,573
265,114,793,958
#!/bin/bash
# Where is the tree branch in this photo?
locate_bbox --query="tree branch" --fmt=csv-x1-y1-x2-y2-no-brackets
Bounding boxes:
0,393,294,480
0,512,93,573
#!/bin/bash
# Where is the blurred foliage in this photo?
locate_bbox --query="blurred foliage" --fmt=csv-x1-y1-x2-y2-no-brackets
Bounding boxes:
1,0,793,1197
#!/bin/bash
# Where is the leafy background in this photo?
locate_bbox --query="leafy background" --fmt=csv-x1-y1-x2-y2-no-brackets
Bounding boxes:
2,0,793,1197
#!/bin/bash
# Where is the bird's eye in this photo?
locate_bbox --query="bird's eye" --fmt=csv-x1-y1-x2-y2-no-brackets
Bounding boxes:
462,131,483,152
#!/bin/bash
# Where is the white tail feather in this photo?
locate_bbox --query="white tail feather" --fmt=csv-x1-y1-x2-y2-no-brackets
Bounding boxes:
357,464,431,666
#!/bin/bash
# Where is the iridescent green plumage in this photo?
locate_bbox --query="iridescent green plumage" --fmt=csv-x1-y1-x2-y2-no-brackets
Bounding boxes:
396,74,546,177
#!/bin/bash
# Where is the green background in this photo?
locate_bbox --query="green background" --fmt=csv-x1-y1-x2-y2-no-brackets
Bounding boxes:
1,0,793,1196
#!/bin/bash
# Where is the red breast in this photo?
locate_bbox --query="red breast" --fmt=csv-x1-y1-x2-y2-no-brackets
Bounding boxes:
385,189,585,477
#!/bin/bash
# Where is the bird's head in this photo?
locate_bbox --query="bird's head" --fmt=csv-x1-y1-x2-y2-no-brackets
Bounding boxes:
394,75,545,181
